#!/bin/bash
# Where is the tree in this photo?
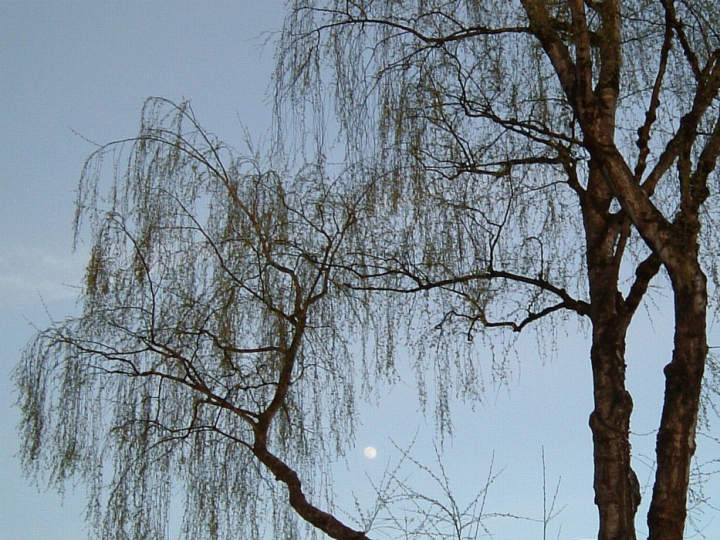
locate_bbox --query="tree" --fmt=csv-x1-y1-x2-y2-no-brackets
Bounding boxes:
15,98,504,540
15,98,371,539
13,3,720,540
272,1,720,539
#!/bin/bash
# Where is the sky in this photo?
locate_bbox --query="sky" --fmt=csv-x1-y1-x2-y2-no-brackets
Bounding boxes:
1,2,718,540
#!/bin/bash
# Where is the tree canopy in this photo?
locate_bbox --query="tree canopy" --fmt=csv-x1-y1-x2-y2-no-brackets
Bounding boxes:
14,2,720,540
275,2,720,538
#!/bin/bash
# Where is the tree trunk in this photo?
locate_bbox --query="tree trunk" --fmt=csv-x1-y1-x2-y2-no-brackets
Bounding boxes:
647,262,708,540
583,165,641,540
589,316,640,540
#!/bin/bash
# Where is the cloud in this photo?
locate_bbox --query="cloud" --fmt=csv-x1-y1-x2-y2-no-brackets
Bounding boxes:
0,245,86,306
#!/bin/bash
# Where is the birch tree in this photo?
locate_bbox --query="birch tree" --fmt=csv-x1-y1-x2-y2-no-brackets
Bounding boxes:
274,1,720,539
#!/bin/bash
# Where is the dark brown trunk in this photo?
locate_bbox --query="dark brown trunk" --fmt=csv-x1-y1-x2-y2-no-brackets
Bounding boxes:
583,163,641,540
589,317,640,540
647,264,707,540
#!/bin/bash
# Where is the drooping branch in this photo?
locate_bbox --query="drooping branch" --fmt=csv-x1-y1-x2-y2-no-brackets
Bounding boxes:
441,300,575,336
338,263,591,319
306,7,531,46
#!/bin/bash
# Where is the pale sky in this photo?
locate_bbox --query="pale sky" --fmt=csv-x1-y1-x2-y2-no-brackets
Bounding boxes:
1,3,718,540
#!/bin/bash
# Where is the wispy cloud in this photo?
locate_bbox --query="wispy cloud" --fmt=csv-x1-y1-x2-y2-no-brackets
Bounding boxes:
0,245,87,306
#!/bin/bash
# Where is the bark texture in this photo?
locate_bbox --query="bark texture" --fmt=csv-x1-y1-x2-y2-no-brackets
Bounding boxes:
582,163,645,540
522,1,717,538
647,256,708,540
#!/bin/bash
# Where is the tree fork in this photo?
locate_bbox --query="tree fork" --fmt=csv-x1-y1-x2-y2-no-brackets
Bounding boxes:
582,160,643,540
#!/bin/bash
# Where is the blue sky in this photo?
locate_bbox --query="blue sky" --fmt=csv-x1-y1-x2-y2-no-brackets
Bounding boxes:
1,2,718,540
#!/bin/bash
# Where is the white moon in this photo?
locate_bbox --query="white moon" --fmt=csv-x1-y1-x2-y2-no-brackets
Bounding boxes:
363,446,377,460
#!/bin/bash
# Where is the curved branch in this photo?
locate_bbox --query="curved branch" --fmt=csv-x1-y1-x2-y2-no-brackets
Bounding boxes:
340,265,590,317
436,300,571,339
308,8,530,46
252,442,371,540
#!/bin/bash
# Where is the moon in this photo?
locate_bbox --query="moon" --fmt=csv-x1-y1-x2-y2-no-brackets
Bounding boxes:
363,446,377,460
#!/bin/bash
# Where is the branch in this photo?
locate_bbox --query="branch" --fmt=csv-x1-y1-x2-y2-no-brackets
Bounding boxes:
340,265,590,317
252,442,371,540
634,3,674,181
457,96,584,148
250,310,371,538
641,48,720,196
623,252,662,317
569,0,594,106
593,0,622,118
473,301,574,334
520,0,578,108
660,0,702,80
309,8,530,46
694,109,720,185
